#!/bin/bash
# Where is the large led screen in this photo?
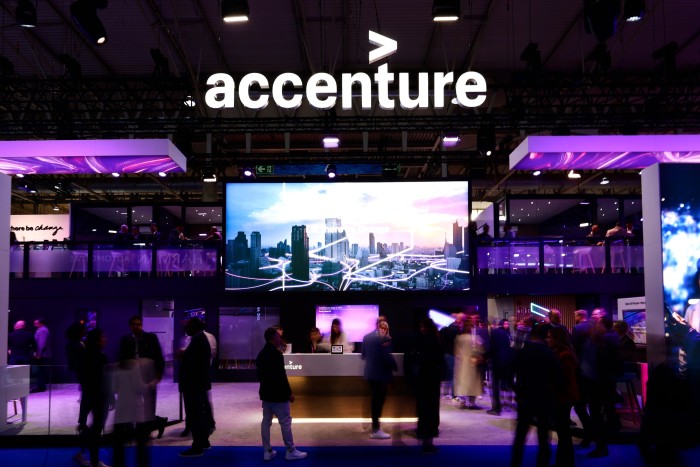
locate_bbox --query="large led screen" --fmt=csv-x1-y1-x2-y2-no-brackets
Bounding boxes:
661,164,700,332
224,181,470,291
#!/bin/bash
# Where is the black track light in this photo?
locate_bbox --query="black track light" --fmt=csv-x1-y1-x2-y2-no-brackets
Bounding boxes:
222,0,249,23
70,0,108,45
325,163,337,179
16,0,37,28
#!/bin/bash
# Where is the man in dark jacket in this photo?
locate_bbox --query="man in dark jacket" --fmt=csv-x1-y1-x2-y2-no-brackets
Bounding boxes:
361,319,397,439
177,317,211,458
510,324,563,467
119,315,167,438
487,319,514,415
256,327,307,461
8,320,35,364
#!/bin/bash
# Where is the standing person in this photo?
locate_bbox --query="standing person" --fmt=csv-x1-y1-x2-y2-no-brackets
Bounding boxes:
147,223,162,244
414,318,445,453
177,318,212,458
547,327,579,467
361,319,398,439
32,318,51,392
571,309,595,447
8,320,35,365
202,327,218,435
477,224,493,245
487,319,514,416
319,318,354,353
438,313,465,400
131,226,143,243
454,316,484,410
510,325,562,467
256,327,307,461
82,329,114,467
66,324,88,427
586,316,621,458
118,315,167,439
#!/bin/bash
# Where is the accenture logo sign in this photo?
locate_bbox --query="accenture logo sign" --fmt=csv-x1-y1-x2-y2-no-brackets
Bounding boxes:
205,31,487,111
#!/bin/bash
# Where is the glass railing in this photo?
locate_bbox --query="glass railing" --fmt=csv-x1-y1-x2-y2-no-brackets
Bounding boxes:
476,238,644,275
9,241,221,279
0,364,182,436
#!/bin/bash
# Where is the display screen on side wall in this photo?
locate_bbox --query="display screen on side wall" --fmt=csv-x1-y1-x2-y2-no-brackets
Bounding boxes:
224,180,470,292
660,164,700,331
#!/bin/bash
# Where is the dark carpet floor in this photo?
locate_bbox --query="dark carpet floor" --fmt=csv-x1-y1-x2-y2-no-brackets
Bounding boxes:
3,444,700,467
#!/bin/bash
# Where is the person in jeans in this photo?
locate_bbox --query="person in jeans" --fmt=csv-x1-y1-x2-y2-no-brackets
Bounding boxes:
256,327,307,461
361,319,398,439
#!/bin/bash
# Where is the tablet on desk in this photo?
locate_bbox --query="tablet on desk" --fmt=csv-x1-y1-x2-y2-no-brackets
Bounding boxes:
331,345,343,354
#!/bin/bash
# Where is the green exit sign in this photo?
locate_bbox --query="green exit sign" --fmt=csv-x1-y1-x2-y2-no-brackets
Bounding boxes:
255,165,274,175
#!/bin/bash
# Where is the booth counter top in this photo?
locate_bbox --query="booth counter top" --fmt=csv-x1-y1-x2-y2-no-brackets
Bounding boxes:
283,353,404,377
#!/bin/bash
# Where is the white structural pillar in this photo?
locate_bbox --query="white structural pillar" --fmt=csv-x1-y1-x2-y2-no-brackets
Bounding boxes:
0,174,10,366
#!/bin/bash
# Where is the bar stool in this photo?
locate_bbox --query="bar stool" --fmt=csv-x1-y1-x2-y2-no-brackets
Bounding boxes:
573,246,595,273
69,251,88,278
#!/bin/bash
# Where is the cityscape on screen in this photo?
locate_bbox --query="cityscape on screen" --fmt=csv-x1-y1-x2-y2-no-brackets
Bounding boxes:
224,181,471,292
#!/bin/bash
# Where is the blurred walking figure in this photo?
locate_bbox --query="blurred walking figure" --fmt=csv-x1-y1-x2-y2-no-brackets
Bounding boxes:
414,318,445,453
112,358,158,467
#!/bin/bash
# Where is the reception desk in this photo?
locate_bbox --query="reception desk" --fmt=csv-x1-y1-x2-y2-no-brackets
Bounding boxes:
285,354,413,419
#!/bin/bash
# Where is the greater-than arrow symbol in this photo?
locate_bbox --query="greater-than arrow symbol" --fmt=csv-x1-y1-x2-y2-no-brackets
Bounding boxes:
368,30,397,64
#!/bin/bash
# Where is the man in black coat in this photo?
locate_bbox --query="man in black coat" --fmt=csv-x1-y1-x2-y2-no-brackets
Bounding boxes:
256,327,307,461
119,315,167,438
8,320,35,365
177,317,211,458
487,319,514,415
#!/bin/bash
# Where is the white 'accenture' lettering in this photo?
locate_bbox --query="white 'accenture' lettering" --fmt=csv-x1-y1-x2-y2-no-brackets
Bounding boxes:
205,64,487,111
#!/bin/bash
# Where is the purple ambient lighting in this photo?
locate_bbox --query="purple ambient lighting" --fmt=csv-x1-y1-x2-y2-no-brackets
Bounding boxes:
509,135,700,171
0,139,187,175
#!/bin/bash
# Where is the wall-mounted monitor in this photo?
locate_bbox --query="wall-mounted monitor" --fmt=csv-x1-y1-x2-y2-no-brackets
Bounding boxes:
224,180,470,292
315,304,379,342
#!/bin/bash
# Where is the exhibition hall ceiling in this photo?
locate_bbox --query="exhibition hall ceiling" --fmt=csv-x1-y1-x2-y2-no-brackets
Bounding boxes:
2,0,699,213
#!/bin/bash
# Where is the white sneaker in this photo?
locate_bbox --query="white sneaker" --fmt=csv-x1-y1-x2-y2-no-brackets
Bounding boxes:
263,449,277,461
285,449,307,460
370,429,391,439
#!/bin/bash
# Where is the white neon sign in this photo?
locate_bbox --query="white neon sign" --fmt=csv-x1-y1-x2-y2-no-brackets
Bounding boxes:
205,31,487,111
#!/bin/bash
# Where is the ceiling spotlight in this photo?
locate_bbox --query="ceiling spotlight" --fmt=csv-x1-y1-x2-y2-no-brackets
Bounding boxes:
624,0,645,22
183,95,196,107
432,0,460,22
243,167,254,177
18,182,37,194
586,43,612,72
111,172,120,177
15,173,24,178
477,126,496,156
16,0,37,28
70,0,108,45
520,42,542,71
202,171,217,183
158,171,167,178
600,176,610,185
568,170,581,179
52,204,60,211
222,0,249,23
533,170,541,176
322,135,340,149
583,0,618,42
325,163,337,179
442,133,460,147
652,41,679,72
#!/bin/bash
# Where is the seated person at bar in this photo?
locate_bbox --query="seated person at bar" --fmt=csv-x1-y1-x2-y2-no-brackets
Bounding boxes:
295,327,324,353
318,318,354,353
